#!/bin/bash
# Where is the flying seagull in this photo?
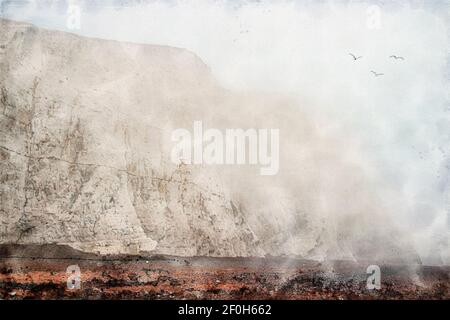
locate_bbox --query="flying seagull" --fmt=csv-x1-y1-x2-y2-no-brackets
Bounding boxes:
371,70,384,77
390,55,404,60
349,53,362,61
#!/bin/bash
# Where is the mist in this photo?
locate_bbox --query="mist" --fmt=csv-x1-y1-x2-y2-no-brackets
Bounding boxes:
2,0,449,265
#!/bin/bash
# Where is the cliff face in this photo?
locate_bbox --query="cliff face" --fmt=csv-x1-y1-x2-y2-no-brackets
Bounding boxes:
0,19,261,256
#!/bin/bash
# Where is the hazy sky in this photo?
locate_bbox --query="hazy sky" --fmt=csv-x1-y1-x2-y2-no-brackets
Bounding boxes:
1,0,449,262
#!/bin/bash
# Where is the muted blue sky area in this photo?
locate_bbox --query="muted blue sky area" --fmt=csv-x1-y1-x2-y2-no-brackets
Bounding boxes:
1,0,450,28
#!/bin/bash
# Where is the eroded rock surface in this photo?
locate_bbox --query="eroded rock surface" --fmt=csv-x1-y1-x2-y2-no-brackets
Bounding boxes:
0,19,260,256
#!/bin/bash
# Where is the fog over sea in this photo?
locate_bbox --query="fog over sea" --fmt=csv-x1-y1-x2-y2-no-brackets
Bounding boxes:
2,0,449,265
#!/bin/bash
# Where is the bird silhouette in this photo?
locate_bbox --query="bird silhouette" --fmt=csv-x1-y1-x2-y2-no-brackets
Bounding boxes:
349,53,362,61
390,55,404,60
371,70,384,77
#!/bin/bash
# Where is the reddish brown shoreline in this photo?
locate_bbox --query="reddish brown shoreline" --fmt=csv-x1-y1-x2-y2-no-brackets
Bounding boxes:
0,245,448,299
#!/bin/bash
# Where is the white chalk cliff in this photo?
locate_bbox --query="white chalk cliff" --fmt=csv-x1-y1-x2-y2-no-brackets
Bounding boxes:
0,19,418,261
